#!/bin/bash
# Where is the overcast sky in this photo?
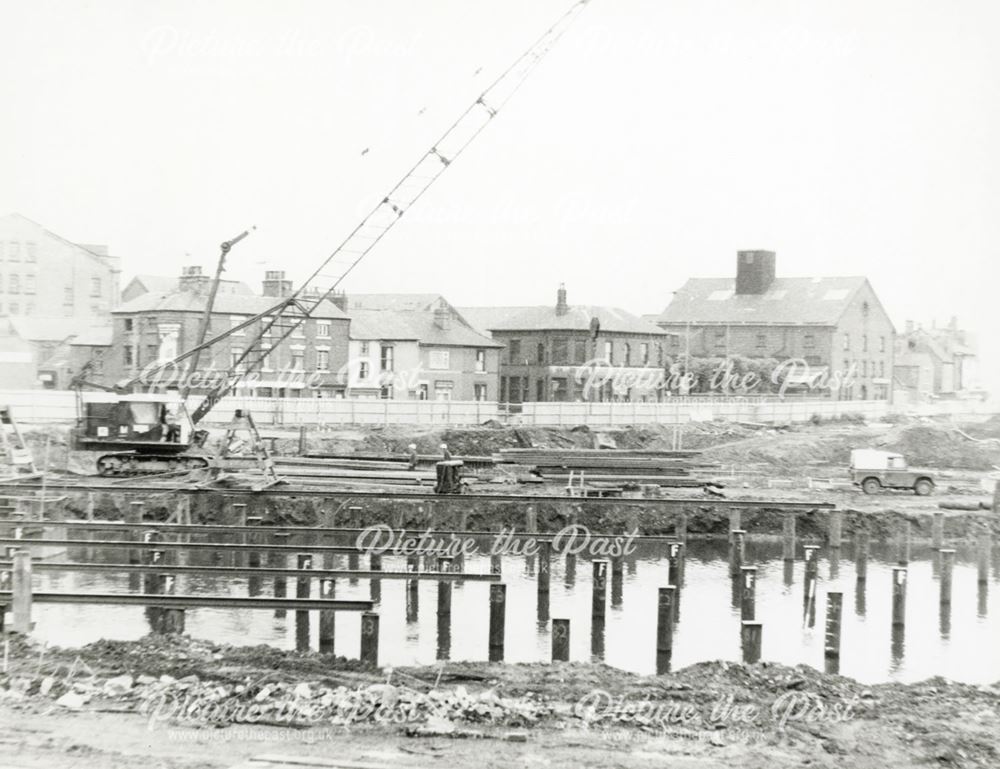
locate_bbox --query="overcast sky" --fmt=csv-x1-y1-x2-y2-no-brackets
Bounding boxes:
2,0,998,384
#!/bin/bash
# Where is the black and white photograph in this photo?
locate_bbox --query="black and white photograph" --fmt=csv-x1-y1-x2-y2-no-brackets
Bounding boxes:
1,1,998,767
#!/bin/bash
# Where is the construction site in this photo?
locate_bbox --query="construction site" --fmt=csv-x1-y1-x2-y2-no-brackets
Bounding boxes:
2,1,999,768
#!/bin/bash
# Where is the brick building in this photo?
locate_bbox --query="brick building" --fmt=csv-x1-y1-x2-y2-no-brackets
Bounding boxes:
656,251,895,400
0,213,121,319
105,268,350,396
461,286,674,403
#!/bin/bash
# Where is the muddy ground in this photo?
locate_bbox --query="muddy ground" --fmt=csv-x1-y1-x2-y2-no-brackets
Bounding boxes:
0,633,998,769
4,415,1000,767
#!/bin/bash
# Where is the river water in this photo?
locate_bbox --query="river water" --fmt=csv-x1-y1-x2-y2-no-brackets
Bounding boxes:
26,536,999,684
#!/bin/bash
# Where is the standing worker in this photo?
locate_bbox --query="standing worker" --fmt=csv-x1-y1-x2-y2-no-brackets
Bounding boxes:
440,443,452,461
407,443,418,471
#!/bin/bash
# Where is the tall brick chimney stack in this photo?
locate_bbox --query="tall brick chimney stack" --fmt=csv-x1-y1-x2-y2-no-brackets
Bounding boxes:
735,250,776,295
555,283,569,316
178,265,210,293
262,270,292,298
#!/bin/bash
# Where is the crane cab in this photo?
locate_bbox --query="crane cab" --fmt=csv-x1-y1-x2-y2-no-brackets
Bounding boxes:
73,392,210,476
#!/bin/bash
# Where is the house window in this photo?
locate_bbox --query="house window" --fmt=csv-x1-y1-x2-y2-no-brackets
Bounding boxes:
359,361,369,379
9,275,19,294
842,333,850,351
25,242,36,262
317,322,331,338
24,275,35,295
380,345,394,372
124,318,134,332
360,341,370,355
380,385,393,399
552,338,568,364
861,360,868,377
624,343,631,366
316,349,330,371
508,339,521,362
474,383,487,401
537,342,545,364
574,339,587,364
603,341,613,363
434,380,454,400
862,334,868,352
475,349,487,372
536,379,545,401
124,346,134,366
804,334,815,349
714,331,726,349
879,336,885,353
756,334,766,350
231,347,244,368
640,342,649,365
230,316,245,336
429,350,450,370
291,348,305,370
8,242,19,261
91,277,102,297
418,384,429,400
63,286,73,305
670,335,680,348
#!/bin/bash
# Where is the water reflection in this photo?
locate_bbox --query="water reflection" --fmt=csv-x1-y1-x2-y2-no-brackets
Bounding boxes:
25,534,1000,684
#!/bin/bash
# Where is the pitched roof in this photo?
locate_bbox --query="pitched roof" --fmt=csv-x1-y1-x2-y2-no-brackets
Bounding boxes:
402,311,503,348
458,307,534,336
657,276,869,326
125,274,254,296
3,316,82,343
113,290,349,319
460,305,670,335
348,309,420,341
1,213,121,271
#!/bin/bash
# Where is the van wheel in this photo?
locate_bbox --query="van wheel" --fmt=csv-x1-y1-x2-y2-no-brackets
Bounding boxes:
861,478,881,495
914,479,934,496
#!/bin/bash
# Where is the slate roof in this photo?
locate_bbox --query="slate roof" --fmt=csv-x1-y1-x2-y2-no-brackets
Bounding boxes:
348,309,420,341
460,305,670,335
113,290,349,319
347,308,501,348
4,316,83,343
402,311,503,348
657,277,870,326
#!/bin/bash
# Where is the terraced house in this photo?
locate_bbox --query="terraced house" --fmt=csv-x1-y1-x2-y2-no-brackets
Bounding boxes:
105,268,350,396
657,250,895,400
461,286,674,403
341,294,502,401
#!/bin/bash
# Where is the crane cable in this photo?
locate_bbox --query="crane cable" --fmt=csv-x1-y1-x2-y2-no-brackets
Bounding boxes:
130,0,592,419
